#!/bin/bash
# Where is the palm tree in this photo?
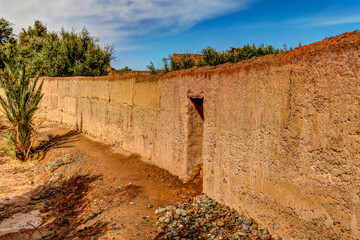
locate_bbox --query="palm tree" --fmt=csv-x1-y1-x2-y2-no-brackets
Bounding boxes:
0,63,44,160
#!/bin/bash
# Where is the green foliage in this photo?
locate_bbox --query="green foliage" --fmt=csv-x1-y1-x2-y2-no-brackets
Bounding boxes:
0,38,18,69
0,18,16,69
119,66,132,71
0,19,114,77
173,55,196,71
198,44,283,66
0,18,14,43
161,54,196,73
160,43,297,73
0,63,44,160
162,57,170,73
146,61,158,75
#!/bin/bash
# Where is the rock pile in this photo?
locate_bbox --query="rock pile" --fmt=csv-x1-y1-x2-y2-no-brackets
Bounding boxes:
154,194,280,240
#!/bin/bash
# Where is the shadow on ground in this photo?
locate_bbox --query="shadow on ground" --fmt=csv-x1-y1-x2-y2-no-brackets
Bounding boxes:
2,174,108,239
0,125,203,240
34,130,80,159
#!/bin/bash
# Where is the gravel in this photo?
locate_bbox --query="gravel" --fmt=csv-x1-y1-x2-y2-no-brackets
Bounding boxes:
154,194,279,240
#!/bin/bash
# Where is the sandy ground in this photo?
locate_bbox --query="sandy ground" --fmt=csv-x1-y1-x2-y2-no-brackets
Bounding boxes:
0,122,202,239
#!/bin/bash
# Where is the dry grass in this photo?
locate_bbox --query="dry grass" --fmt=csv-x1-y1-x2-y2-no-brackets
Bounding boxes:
0,188,16,195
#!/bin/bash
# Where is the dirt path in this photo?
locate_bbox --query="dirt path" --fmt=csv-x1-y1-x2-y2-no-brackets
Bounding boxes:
0,122,202,239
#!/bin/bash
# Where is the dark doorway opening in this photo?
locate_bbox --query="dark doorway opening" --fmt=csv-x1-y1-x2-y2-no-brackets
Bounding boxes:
185,97,204,183
189,98,204,120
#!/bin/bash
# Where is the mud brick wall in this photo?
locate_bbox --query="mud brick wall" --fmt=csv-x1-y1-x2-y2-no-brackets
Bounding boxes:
39,74,204,184
39,31,360,239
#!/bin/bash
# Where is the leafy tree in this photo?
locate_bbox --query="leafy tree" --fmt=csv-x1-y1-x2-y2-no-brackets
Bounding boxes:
0,19,114,77
0,18,14,43
0,18,16,69
0,63,44,160
0,38,18,69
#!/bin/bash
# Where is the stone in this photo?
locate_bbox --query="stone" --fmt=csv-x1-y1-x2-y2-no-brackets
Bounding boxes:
153,194,279,239
156,207,167,214
242,224,250,231
216,220,224,227
243,218,252,225
260,234,271,240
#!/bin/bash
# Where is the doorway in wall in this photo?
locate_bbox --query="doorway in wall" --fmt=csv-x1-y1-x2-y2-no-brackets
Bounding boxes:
186,97,204,182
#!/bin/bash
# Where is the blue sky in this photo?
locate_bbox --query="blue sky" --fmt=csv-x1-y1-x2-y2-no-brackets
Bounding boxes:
1,0,360,70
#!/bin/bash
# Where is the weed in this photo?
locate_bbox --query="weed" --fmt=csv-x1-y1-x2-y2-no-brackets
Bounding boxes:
146,61,158,75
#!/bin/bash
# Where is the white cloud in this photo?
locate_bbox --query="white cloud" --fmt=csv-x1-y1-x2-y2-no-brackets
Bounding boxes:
289,13,360,27
0,0,254,43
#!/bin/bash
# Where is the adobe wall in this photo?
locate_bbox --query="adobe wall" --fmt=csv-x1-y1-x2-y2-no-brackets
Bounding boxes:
39,31,360,239
39,74,204,183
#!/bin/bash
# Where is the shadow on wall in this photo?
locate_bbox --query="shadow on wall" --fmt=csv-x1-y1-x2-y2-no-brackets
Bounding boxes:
185,97,204,182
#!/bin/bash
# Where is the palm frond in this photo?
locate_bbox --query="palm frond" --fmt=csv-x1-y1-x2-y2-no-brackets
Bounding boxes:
0,63,44,160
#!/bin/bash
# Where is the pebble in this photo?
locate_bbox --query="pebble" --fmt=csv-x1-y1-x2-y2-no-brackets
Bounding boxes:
260,234,271,240
216,220,224,227
155,208,167,214
154,194,278,239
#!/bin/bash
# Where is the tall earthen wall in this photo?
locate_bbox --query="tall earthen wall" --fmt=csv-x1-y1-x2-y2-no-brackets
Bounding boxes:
39,31,360,239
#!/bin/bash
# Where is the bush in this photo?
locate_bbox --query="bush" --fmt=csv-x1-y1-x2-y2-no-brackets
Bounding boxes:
119,66,132,71
0,63,44,160
146,61,158,75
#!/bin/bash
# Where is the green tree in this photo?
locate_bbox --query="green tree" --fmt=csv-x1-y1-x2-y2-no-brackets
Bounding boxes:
0,18,16,69
0,18,14,43
1,19,114,77
0,63,44,160
0,38,18,69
